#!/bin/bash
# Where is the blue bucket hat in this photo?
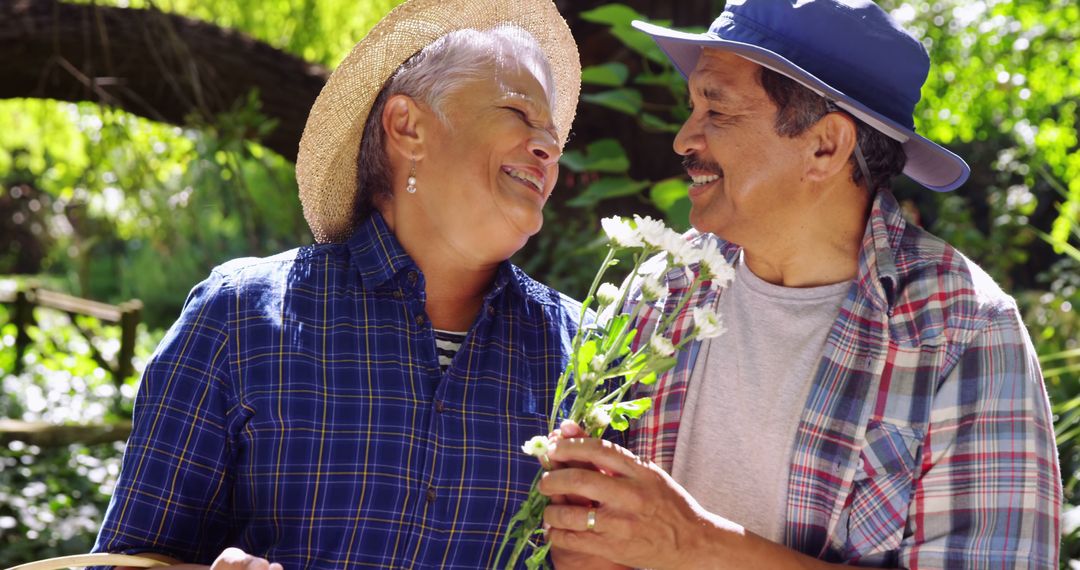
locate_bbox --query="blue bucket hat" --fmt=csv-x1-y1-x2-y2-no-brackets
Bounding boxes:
632,0,970,192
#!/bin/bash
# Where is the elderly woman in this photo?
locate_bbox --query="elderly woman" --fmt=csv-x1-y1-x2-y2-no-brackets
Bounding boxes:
89,0,581,568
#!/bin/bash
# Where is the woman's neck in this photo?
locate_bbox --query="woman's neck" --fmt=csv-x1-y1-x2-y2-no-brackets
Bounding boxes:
376,203,499,331
415,256,497,331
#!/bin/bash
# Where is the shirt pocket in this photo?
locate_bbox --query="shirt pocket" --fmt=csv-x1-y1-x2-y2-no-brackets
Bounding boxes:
842,420,922,561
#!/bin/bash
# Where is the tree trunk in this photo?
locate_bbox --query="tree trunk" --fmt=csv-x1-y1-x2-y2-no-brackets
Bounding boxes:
0,0,329,161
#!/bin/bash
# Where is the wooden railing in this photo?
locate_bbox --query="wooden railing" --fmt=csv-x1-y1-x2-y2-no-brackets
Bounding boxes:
0,284,141,446
0,286,142,382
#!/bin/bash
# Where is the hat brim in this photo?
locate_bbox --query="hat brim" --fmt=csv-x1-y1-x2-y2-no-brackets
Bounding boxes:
297,0,581,243
631,20,969,193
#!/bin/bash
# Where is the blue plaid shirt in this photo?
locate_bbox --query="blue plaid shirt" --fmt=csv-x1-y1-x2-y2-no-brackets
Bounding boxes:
93,212,582,568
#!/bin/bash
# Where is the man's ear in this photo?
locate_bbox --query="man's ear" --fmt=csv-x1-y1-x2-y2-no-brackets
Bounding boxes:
381,94,433,162
806,112,858,184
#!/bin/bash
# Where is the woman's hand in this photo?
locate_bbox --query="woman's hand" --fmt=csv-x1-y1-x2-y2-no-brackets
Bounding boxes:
116,547,282,570
209,548,282,570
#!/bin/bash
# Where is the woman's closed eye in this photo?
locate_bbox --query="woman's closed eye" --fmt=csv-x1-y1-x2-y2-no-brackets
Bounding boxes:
504,106,531,123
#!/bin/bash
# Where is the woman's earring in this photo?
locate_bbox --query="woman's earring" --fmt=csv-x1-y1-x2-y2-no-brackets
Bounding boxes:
406,158,417,194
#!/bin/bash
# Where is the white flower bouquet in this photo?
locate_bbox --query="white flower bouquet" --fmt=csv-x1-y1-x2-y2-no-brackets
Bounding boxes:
495,216,734,569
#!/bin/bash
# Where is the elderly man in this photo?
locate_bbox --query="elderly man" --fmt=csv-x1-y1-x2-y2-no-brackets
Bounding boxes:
540,1,1061,568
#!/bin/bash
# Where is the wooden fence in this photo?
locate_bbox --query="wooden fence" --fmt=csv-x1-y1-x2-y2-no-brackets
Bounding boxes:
0,284,141,446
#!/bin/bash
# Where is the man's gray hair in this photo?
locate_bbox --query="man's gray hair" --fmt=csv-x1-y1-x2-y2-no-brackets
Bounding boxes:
758,67,906,191
354,25,554,221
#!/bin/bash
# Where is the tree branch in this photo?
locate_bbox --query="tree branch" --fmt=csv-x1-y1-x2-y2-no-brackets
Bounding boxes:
0,0,330,161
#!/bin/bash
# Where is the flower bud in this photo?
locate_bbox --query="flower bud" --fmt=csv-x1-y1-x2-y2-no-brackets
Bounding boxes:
649,335,675,357
596,282,620,307
520,435,552,459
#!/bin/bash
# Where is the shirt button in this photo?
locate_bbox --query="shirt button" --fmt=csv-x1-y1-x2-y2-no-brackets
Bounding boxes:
407,271,419,285
393,290,403,300
415,314,426,327
487,305,496,317
426,487,437,503
435,400,446,413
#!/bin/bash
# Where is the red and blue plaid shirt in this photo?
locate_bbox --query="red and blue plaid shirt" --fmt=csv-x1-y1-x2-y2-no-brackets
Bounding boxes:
625,190,1061,568
93,212,582,568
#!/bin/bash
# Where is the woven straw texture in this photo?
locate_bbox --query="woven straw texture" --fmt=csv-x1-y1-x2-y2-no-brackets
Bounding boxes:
296,0,580,242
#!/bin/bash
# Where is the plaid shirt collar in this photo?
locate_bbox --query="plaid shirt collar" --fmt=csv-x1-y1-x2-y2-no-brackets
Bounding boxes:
346,210,527,303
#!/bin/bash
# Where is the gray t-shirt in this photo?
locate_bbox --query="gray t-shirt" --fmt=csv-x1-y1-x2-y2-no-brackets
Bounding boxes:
670,255,850,542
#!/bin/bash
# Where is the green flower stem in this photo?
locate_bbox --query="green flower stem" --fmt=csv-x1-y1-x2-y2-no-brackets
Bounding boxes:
503,240,696,569
655,276,703,339
495,470,551,569
551,245,620,433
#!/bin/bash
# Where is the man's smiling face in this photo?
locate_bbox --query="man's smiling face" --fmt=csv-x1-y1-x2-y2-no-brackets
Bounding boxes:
673,49,816,248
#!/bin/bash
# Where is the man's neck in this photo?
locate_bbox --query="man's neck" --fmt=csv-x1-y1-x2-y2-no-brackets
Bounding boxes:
742,186,871,288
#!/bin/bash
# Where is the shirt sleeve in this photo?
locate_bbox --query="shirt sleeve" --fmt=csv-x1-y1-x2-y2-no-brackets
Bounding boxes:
900,301,1062,569
92,270,239,564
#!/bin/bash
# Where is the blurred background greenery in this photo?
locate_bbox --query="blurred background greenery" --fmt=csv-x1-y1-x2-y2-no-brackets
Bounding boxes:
1,0,1078,566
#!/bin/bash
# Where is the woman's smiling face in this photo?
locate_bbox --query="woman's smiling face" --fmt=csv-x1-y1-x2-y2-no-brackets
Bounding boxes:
412,57,561,263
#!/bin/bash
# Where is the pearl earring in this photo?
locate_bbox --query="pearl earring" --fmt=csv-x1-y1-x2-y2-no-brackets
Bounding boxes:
406,158,417,194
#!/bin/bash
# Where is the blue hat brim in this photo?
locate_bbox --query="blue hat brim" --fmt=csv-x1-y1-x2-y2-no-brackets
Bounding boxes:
631,20,970,192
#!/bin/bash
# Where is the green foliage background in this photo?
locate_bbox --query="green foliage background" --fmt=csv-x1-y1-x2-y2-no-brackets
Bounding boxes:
1,0,1078,565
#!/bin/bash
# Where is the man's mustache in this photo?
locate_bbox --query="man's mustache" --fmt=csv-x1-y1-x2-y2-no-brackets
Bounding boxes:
682,155,724,177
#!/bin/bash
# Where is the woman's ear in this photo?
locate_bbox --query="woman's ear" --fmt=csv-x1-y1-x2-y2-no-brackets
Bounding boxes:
805,112,858,184
381,94,431,162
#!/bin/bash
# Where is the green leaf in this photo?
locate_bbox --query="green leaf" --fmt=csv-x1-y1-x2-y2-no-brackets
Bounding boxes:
581,89,644,116
618,327,637,358
640,113,682,133
635,69,685,87
582,63,630,87
560,139,628,173
609,397,654,431
559,150,588,173
610,27,669,64
567,177,650,208
576,339,599,378
649,178,692,230
615,397,653,418
579,4,646,27
600,314,629,353
649,177,688,211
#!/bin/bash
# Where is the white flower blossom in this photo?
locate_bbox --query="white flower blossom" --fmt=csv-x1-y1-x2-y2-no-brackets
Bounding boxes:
649,335,675,357
633,215,667,249
692,306,725,340
586,406,612,430
591,355,607,373
663,231,699,267
596,282,621,306
698,241,734,285
601,217,643,248
640,273,666,301
520,435,552,458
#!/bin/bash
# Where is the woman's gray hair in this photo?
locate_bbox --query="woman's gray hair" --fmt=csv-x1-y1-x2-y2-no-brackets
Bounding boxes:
354,25,555,221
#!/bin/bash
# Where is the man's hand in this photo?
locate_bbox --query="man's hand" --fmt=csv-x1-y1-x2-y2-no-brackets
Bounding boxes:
539,436,727,569
540,437,842,570
541,422,629,570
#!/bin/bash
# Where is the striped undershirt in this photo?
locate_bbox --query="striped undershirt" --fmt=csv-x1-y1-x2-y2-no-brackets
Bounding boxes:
434,329,468,372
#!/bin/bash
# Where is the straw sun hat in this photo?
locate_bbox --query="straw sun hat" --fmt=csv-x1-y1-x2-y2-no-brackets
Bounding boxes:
295,0,581,243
